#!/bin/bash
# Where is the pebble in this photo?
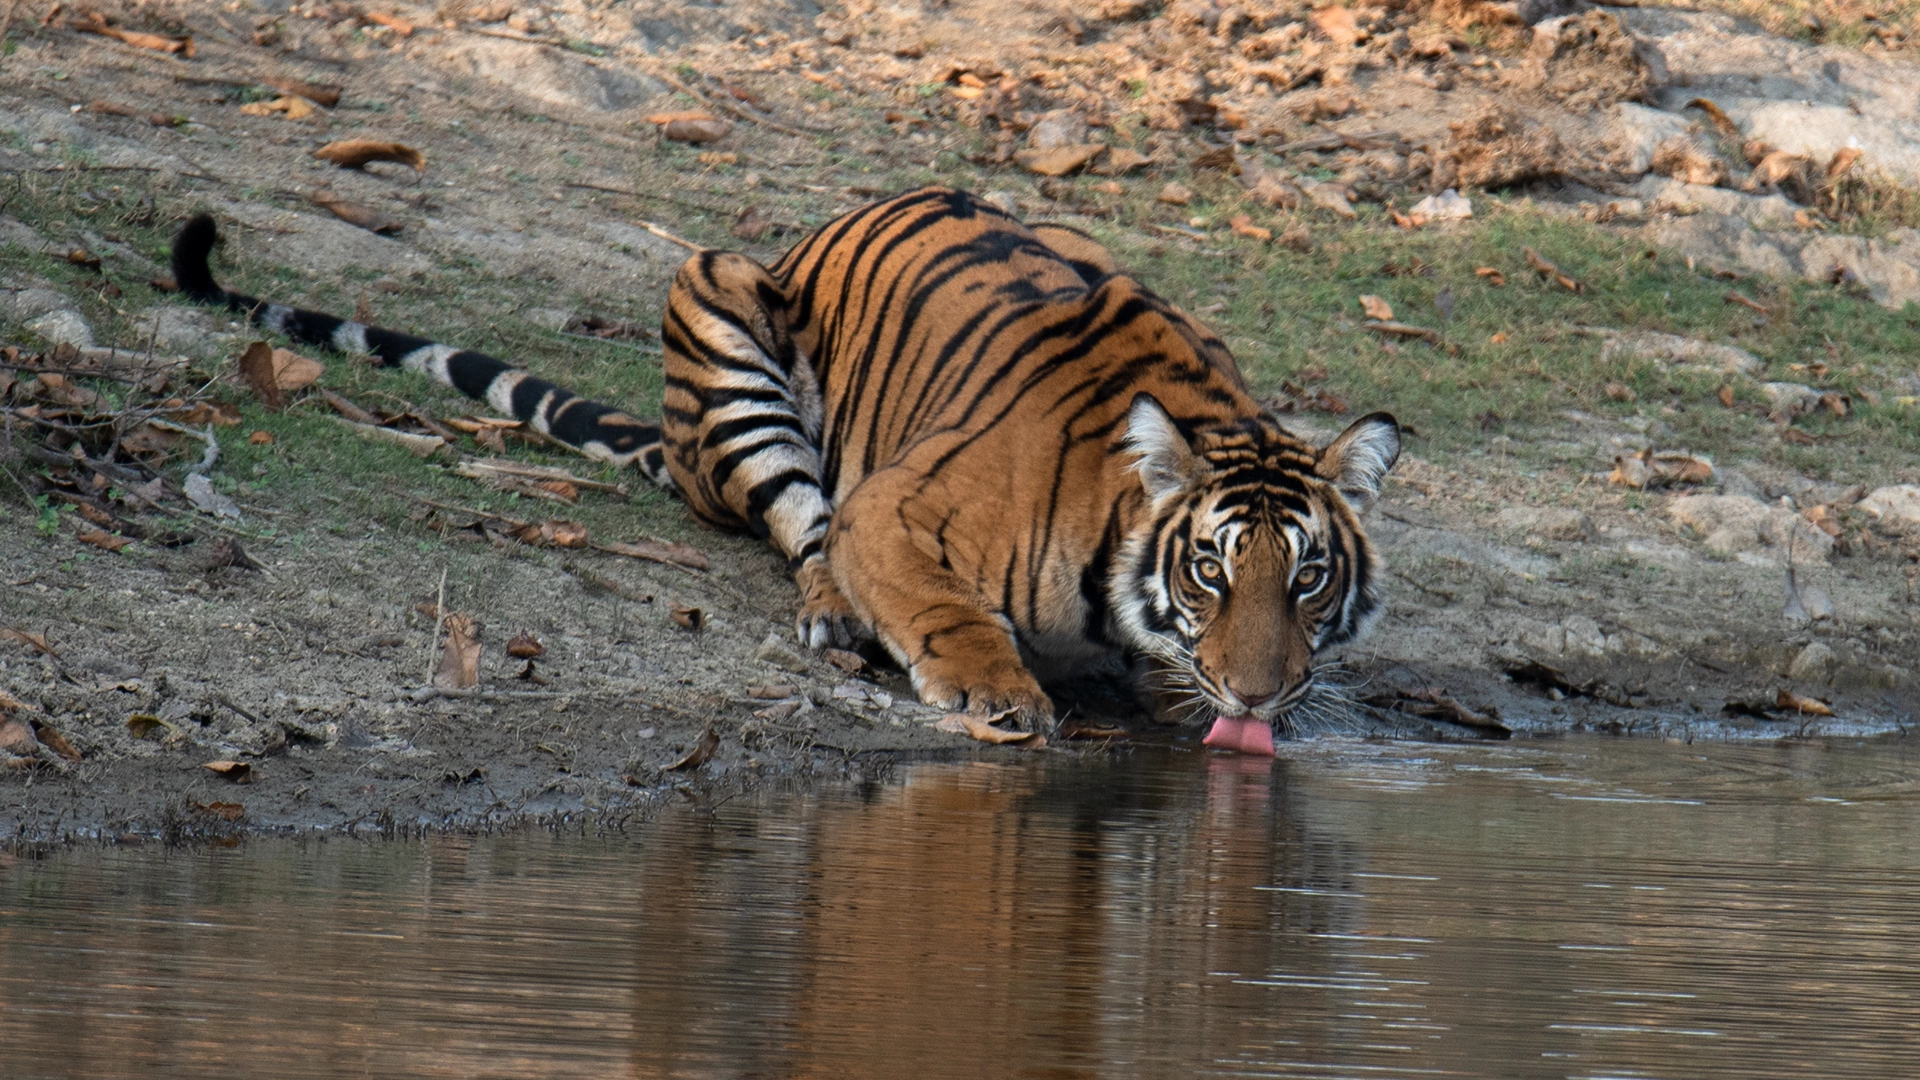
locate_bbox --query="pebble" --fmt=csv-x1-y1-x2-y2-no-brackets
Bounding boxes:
754,632,809,673
1788,641,1837,684
25,309,93,349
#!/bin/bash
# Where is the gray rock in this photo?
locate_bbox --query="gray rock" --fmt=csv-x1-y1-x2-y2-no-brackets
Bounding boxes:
0,216,45,252
1788,641,1837,684
1797,232,1920,311
436,37,662,112
1858,485,1920,531
1562,615,1608,656
141,306,234,354
0,286,70,322
1603,103,1692,176
1649,212,1800,281
25,309,93,348
1630,175,1798,229
1599,329,1763,376
981,191,1022,217
1027,109,1090,152
1715,467,1764,500
754,632,809,673
1668,493,1833,563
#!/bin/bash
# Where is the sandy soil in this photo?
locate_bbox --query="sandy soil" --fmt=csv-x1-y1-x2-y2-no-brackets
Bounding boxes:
3,0,1917,842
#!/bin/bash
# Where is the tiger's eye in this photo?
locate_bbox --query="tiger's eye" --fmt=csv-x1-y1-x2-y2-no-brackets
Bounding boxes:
1294,565,1325,592
1195,558,1223,581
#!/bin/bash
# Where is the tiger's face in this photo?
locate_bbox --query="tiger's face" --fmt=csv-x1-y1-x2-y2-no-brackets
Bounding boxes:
1114,396,1400,726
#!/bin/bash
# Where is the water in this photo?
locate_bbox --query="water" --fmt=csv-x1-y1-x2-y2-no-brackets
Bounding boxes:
4,736,1920,1079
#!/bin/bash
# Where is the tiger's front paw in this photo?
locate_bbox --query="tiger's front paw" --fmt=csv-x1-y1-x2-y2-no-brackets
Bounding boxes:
793,558,863,649
910,659,1055,733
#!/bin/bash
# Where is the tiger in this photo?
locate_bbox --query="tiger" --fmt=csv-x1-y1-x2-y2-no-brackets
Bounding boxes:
171,186,1399,735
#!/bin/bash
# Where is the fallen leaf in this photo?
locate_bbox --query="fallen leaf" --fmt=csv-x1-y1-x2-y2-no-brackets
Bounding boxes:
1781,428,1820,445
30,719,81,762
238,96,317,120
1777,688,1834,716
1608,448,1714,489
1408,189,1473,225
1718,384,1737,408
753,700,804,721
1603,382,1637,403
506,632,545,659
0,690,33,713
312,190,403,234
1523,247,1583,292
1303,181,1357,219
1475,266,1506,286
193,801,245,821
1013,144,1102,177
1190,145,1239,172
86,100,179,126
1098,147,1152,174
1803,504,1843,537
1060,722,1130,739
237,341,285,409
312,139,425,171
511,520,588,548
934,710,1046,747
667,726,720,770
248,430,274,445
126,714,176,740
1818,392,1850,418
432,614,481,691
748,684,797,700
1686,97,1740,137
69,17,194,56
75,528,132,553
364,10,413,35
670,605,705,631
262,76,341,108
0,629,56,657
1724,290,1769,315
823,648,865,674
1361,320,1440,345
1156,182,1193,206
1227,215,1271,242
66,247,101,270
1358,294,1394,321
660,117,732,143
203,760,254,782
731,205,771,242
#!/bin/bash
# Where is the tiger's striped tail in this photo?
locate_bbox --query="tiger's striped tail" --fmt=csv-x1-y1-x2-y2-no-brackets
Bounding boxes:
170,214,673,488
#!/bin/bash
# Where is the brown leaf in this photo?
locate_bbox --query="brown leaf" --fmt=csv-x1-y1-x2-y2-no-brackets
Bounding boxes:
29,719,81,762
203,760,254,782
0,690,34,713
163,400,243,426
1608,448,1714,489
237,341,284,409
1777,688,1835,716
731,205,771,242
321,389,381,425
1097,147,1152,174
312,139,426,171
126,714,175,740
670,605,705,631
666,726,720,770
823,648,865,674
1227,215,1271,242
193,801,245,821
748,684,797,699
1724,290,1769,314
1358,294,1394,321
86,100,178,126
312,190,403,234
1190,145,1239,173
1013,144,1102,177
0,629,56,657
1803,504,1843,537
248,430,275,446
661,118,733,143
262,76,341,108
1474,266,1506,286
70,18,195,56
1826,146,1863,179
1156,182,1193,206
644,110,719,124
1361,320,1440,345
1717,384,1737,408
506,632,545,659
76,528,133,553
1781,428,1819,445
432,614,481,691
364,11,413,35
1818,392,1850,418
699,151,739,166
239,96,317,120
934,710,1046,747
1523,248,1583,293
595,538,710,570
1686,97,1741,137
1603,382,1637,403
66,247,101,270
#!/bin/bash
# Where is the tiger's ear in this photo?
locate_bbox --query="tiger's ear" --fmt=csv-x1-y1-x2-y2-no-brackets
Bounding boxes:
1124,394,1200,504
1316,412,1400,513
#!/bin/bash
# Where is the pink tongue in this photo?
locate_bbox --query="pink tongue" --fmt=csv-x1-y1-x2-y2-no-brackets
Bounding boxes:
1203,714,1275,757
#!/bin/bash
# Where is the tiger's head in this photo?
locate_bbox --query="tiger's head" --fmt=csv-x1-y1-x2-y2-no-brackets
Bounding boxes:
1113,395,1400,728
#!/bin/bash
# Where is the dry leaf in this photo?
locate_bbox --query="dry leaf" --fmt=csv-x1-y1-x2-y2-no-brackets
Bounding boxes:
29,719,81,762
699,151,739,166
1523,247,1583,293
1777,688,1834,716
1190,145,1239,172
1227,215,1271,242
203,760,254,782
0,719,34,756
312,139,425,171
1603,382,1637,403
0,690,33,713
1061,722,1130,739
512,520,588,548
75,528,132,553
749,684,797,699
670,605,705,631
1608,448,1714,489
644,110,719,124
1156,182,1193,206
1717,384,1737,408
433,614,481,690
1358,294,1394,321
238,341,284,409
1802,504,1843,537
0,629,56,657
731,205,771,242
1475,266,1506,286
934,710,1046,748
262,76,341,108
661,118,732,143
312,190,403,235
193,801,245,821
238,96,317,120
823,648,865,674
67,247,102,270
666,726,720,770
70,17,194,56
248,430,275,445
1361,320,1440,345
126,714,176,740
1686,97,1740,137
1098,147,1152,174
506,633,545,659
364,10,413,35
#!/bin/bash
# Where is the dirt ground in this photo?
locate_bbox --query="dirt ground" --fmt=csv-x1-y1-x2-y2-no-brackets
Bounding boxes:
3,0,1919,842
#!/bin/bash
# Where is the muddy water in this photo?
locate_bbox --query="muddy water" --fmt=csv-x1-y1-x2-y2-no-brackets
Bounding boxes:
4,737,1920,1079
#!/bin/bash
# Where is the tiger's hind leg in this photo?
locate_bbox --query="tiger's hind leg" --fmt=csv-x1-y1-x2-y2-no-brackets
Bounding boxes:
660,250,859,648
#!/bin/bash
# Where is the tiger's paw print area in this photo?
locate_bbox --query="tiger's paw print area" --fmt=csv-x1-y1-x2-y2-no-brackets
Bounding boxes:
3,0,1920,838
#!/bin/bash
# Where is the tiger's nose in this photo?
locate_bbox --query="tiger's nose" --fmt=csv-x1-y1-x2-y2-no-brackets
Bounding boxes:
1229,682,1278,710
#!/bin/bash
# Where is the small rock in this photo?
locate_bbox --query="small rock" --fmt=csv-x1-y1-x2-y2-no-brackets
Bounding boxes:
1302,180,1357,219
1761,382,1820,418
1562,615,1608,656
1156,182,1193,206
1408,188,1472,224
25,309,94,349
755,632,809,673
1027,109,1090,152
1857,485,1920,531
1599,331,1762,377
1497,506,1596,541
1669,494,1834,563
981,191,1021,217
1799,585,1834,622
1788,641,1837,684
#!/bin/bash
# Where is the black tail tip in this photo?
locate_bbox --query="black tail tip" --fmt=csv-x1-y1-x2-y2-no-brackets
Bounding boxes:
171,214,223,302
